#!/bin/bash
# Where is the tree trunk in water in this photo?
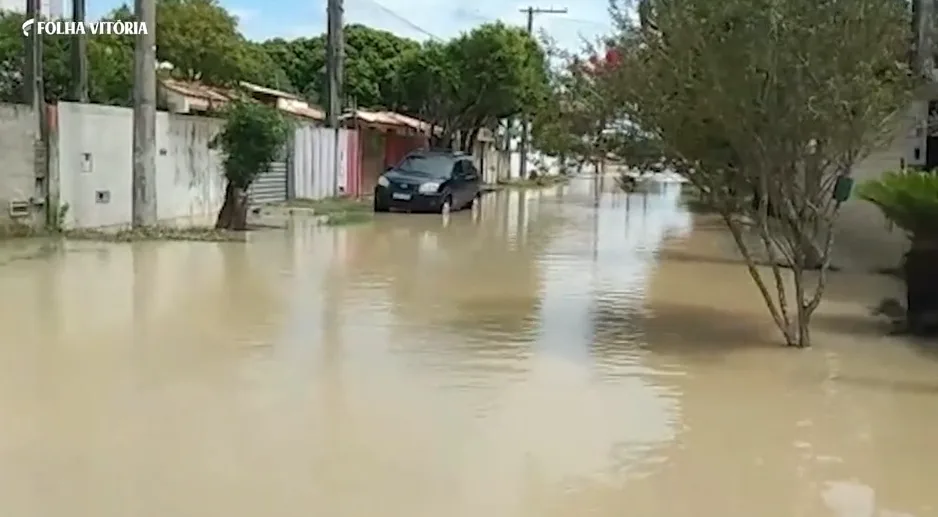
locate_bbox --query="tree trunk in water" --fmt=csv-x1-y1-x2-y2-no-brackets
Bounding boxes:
905,243,938,335
215,181,249,231
793,266,811,347
753,186,825,269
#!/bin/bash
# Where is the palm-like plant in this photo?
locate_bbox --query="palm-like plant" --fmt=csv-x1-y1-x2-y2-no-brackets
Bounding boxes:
857,169,938,243
858,169,938,335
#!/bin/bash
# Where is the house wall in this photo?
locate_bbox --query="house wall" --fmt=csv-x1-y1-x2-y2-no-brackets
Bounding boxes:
360,129,387,194
347,129,362,197
56,102,226,229
291,125,362,200
0,103,42,227
159,114,226,220
830,103,923,272
385,134,428,169
473,143,507,183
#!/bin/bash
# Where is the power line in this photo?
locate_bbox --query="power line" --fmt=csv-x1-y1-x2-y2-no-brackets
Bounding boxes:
355,0,441,40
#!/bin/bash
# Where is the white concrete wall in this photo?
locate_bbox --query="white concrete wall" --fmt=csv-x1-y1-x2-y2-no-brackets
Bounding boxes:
159,114,226,221
0,103,40,227
56,102,225,229
508,151,562,179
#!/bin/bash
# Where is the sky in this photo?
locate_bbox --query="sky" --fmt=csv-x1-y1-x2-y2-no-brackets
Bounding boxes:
83,0,614,50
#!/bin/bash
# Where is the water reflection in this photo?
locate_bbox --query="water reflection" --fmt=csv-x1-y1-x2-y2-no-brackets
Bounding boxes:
0,178,935,516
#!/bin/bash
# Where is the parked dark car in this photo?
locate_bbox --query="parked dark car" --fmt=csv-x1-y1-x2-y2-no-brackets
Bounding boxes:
374,150,482,213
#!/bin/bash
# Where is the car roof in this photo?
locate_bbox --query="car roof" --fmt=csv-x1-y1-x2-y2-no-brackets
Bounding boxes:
406,149,468,159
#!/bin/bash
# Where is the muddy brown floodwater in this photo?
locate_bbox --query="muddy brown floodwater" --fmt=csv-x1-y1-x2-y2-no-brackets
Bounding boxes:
0,177,937,517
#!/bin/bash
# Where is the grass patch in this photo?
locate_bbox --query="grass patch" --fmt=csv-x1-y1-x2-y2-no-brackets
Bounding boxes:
496,175,570,188
278,196,374,226
63,226,247,242
322,210,373,226
280,196,371,215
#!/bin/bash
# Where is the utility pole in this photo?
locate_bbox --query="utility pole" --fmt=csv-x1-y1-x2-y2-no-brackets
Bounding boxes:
24,0,43,110
23,0,36,105
131,0,157,227
25,0,45,224
325,0,344,194
325,0,343,128
71,0,88,102
518,6,566,180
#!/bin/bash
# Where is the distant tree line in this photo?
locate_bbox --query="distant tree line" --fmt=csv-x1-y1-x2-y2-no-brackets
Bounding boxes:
0,0,551,151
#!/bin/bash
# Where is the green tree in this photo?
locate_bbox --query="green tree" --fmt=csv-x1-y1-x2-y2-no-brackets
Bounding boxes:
531,53,623,169
394,40,458,140
260,36,325,102
0,9,134,105
238,40,293,91
344,24,419,108
0,1,293,106
259,25,417,108
155,0,289,89
602,0,913,347
212,98,290,230
394,22,550,150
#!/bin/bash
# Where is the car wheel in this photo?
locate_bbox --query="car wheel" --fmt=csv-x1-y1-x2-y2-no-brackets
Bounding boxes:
373,200,389,212
465,195,476,210
439,196,452,215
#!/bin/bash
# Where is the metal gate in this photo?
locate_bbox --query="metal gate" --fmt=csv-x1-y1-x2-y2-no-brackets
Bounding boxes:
248,160,288,205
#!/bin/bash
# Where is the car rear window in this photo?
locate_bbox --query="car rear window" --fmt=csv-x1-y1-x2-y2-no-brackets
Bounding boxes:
395,155,453,177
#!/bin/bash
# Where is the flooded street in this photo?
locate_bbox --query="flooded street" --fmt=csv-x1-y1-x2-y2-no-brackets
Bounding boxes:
1,177,937,517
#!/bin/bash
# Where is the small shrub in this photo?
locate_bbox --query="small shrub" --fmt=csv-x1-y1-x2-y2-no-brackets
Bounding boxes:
857,170,938,240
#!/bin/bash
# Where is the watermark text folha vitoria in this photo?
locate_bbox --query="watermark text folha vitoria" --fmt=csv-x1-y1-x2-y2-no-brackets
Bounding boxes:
21,18,149,36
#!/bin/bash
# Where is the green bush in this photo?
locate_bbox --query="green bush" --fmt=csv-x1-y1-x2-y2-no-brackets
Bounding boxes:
212,99,290,189
857,170,938,241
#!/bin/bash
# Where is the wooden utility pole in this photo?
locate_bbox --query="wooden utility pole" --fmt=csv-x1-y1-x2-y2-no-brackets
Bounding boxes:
24,0,40,106
325,0,344,194
518,6,566,180
25,0,46,226
131,0,157,227
325,0,344,128
71,0,88,102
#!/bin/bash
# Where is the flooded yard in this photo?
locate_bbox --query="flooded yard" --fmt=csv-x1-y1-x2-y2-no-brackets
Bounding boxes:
0,177,935,517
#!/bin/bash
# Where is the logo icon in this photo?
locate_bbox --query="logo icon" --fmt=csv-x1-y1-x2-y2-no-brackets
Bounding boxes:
21,18,34,36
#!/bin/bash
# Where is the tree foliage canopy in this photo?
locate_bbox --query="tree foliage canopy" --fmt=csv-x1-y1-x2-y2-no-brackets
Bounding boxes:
0,9,135,104
533,0,915,346
0,3,546,152
0,0,291,104
393,22,549,149
213,98,290,189
260,24,419,108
